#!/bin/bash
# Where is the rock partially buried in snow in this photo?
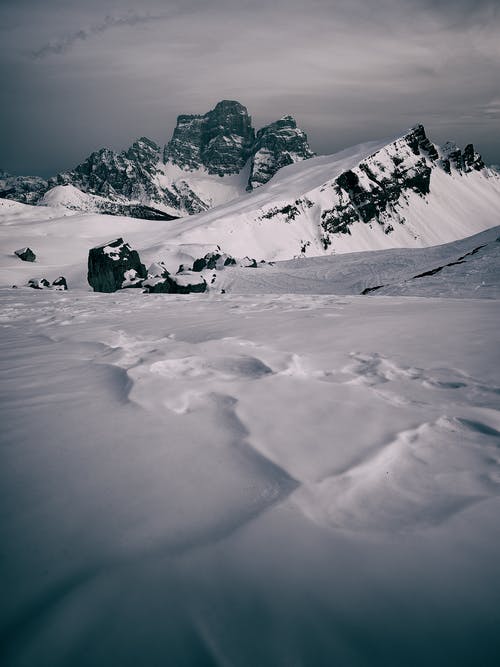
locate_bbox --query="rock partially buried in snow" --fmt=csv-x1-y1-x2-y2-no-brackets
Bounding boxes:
171,271,207,294
87,238,147,293
192,250,237,272
28,278,50,289
52,276,68,290
143,262,207,294
15,247,36,262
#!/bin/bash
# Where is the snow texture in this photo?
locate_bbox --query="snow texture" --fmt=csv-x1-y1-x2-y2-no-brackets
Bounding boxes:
1,138,500,665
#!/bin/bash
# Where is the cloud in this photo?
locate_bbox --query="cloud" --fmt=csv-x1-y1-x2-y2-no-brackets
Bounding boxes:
31,12,167,59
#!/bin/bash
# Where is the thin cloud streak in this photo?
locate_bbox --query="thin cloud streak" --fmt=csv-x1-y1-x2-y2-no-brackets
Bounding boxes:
31,13,168,59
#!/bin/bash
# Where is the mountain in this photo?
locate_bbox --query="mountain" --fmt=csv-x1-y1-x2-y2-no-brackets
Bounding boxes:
0,170,48,205
160,124,500,260
0,101,315,218
247,115,315,190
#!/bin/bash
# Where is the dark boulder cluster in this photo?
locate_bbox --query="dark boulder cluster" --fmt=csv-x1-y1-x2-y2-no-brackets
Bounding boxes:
86,238,263,295
142,263,207,294
87,239,208,294
26,276,67,290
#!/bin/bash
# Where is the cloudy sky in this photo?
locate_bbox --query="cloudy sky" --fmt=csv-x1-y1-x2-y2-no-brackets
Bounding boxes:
1,0,499,176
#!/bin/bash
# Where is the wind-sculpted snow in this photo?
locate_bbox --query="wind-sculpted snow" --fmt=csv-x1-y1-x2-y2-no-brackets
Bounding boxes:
1,290,500,665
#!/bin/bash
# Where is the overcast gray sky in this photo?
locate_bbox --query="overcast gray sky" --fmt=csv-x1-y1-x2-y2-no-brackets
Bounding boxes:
1,0,499,176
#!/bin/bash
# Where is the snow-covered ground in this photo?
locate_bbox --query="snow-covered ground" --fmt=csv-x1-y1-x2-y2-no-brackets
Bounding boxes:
1,282,500,665
1,185,500,664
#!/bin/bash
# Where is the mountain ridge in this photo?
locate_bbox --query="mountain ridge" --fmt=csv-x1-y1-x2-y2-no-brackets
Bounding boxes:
0,100,315,217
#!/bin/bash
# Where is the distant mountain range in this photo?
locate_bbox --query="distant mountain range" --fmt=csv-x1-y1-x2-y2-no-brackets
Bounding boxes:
0,100,314,219
1,102,499,265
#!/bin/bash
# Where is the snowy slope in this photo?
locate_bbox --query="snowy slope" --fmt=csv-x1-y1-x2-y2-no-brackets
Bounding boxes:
159,130,500,261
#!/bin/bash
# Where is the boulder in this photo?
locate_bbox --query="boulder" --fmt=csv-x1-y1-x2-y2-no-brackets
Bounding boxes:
142,262,174,293
171,272,207,293
15,247,36,262
28,278,50,289
52,276,68,290
143,262,207,294
87,238,147,293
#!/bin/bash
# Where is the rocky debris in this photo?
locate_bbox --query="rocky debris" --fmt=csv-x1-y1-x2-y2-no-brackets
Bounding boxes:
142,262,207,294
170,272,207,294
164,100,255,176
192,250,236,272
14,247,36,262
52,276,68,290
241,257,258,268
248,116,315,190
28,278,51,289
87,238,147,293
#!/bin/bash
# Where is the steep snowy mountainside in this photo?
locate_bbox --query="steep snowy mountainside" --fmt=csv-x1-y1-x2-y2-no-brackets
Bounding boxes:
161,125,500,260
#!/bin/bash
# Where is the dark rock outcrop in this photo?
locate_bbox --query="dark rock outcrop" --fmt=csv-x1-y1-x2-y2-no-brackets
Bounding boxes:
87,238,147,293
164,100,255,176
192,250,236,271
320,125,436,239
15,247,36,262
441,141,485,174
52,276,68,290
0,172,48,204
143,262,207,294
247,116,315,190
49,138,181,211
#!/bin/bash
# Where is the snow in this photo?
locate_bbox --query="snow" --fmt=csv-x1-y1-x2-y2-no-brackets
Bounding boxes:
156,139,500,261
1,287,500,665
1,136,500,664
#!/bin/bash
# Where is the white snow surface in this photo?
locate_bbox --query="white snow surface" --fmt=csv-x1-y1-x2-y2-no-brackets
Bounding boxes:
1,286,500,665
1,135,500,664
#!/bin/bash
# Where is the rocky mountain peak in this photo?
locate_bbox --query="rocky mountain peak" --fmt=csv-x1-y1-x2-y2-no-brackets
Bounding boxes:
247,114,315,190
164,99,254,175
125,137,161,166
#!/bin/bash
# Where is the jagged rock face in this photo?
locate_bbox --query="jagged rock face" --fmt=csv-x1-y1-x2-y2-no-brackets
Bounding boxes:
50,138,170,205
441,141,485,174
248,116,315,190
2,101,315,217
164,100,255,176
259,124,488,246
319,125,445,238
48,136,208,217
0,173,48,204
87,238,147,293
